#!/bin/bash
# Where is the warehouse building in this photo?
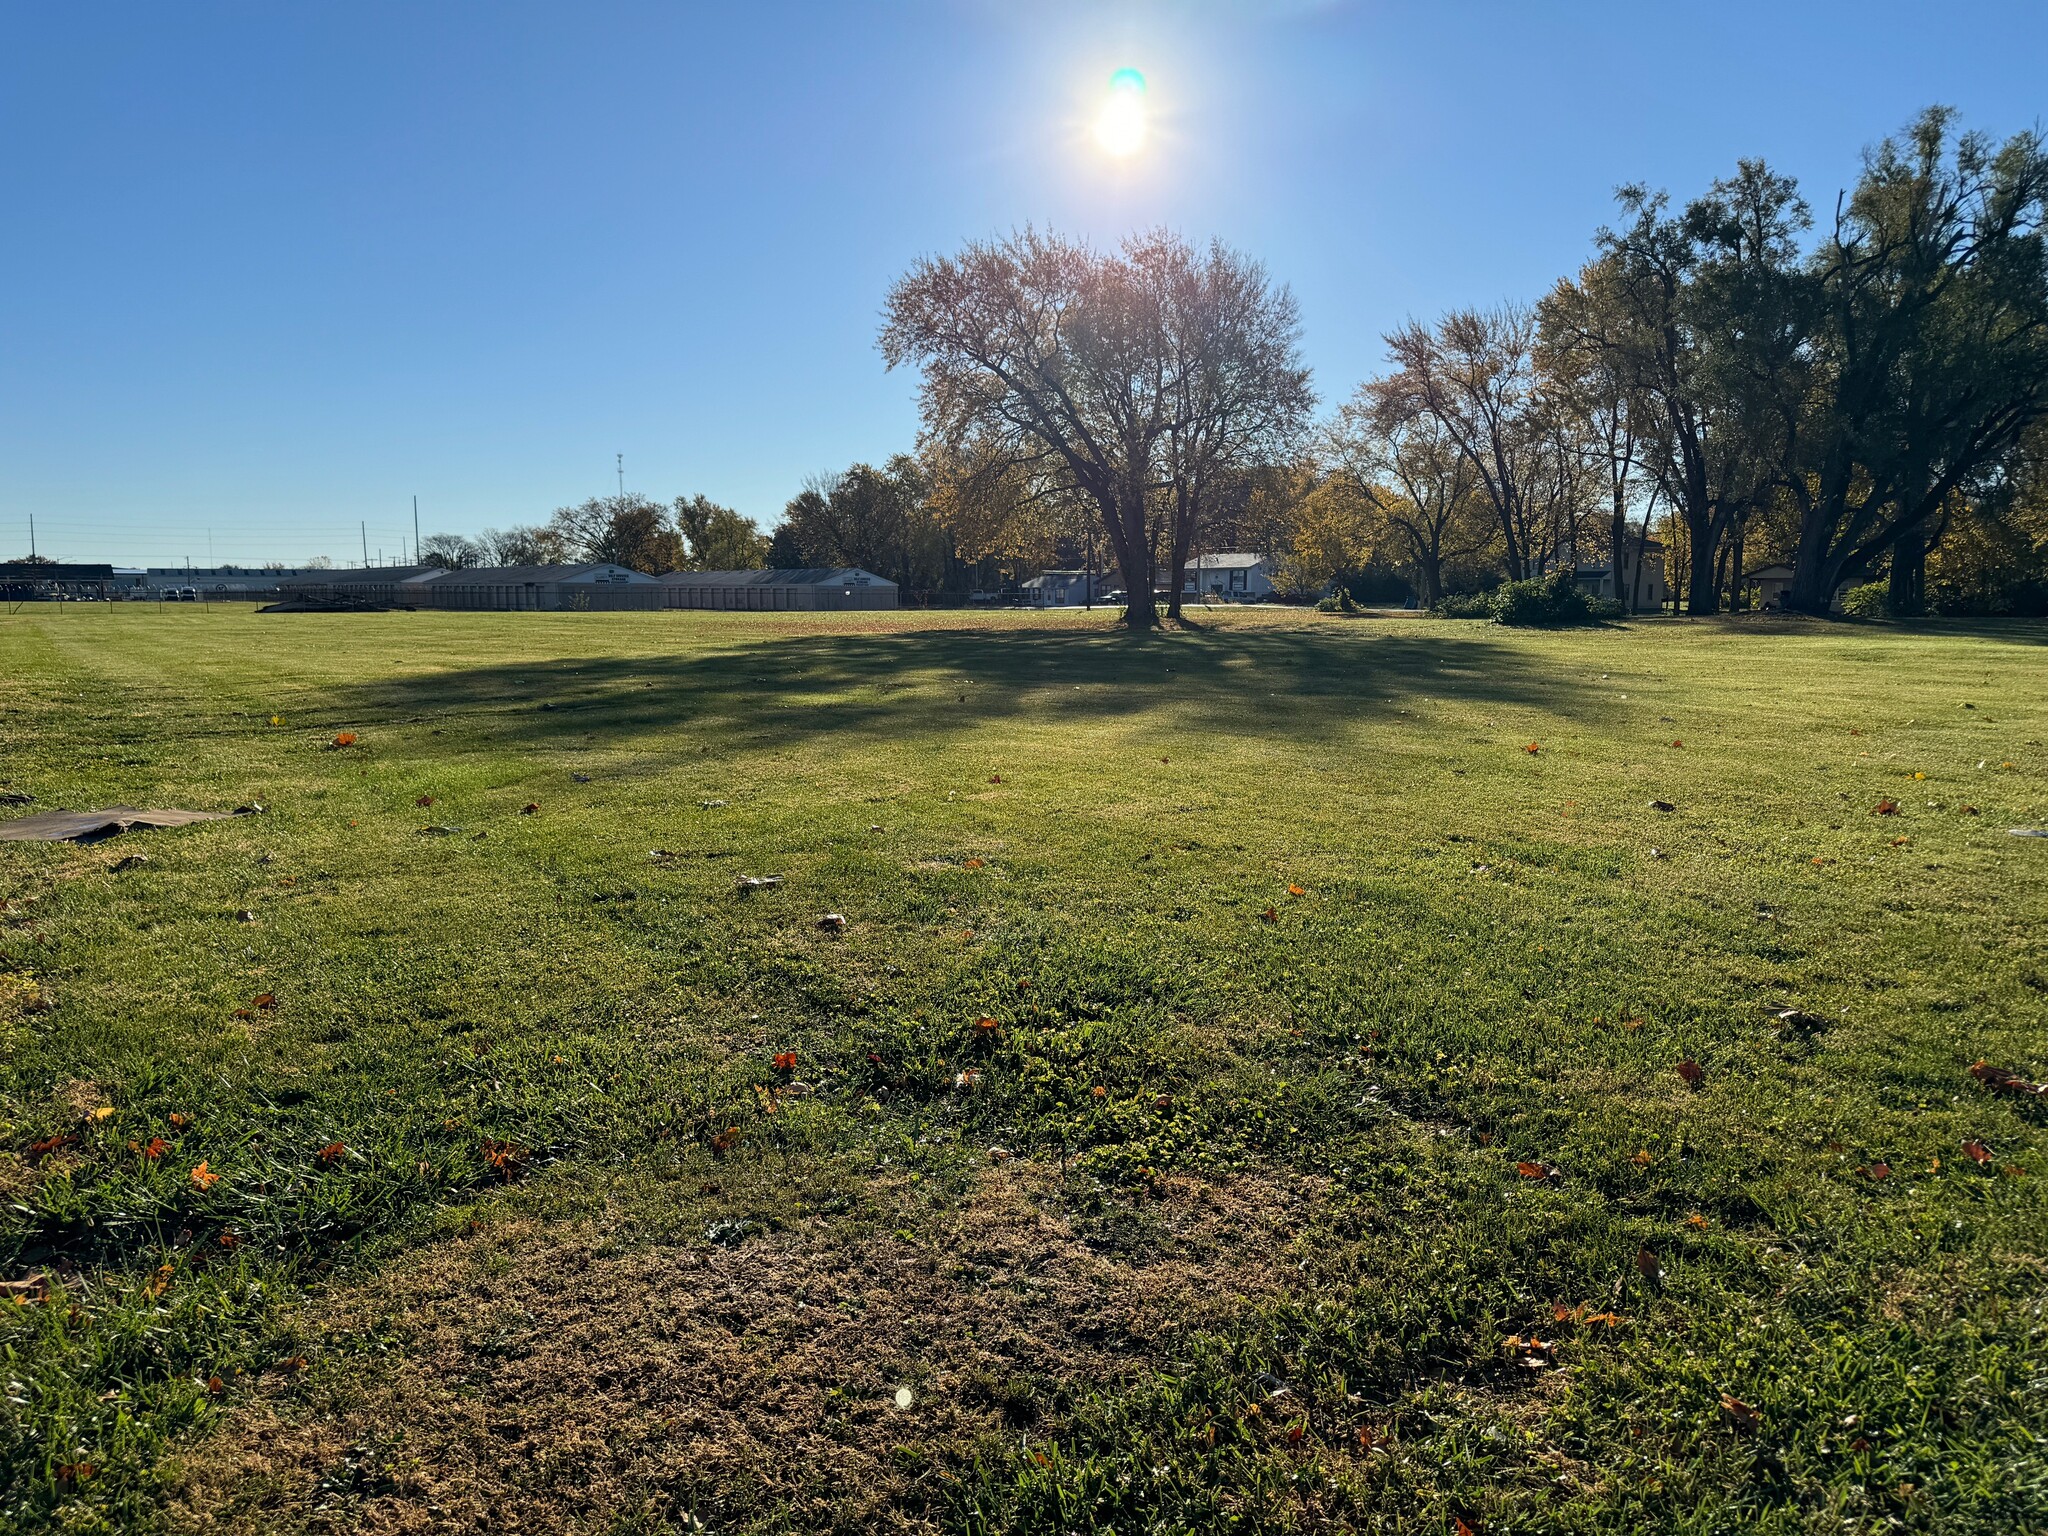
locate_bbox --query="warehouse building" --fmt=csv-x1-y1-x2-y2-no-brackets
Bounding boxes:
659,567,897,611
413,563,659,611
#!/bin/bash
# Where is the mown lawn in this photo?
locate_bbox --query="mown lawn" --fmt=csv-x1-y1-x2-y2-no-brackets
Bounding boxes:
1,603,2045,1536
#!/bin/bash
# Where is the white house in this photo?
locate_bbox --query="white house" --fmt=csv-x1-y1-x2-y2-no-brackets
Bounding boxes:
1021,569,1115,606
1180,553,1277,600
1572,538,1667,613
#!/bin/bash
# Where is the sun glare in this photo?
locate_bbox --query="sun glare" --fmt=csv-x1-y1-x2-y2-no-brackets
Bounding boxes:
1092,68,1147,158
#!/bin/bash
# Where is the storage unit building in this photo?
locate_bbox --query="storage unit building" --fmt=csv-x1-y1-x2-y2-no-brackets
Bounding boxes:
659,568,898,611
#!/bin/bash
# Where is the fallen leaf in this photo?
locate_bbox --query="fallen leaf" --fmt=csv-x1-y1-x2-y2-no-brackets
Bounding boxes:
1524,742,1541,754
416,795,434,807
963,857,985,869
1287,883,1306,896
1091,1084,1107,1098
1863,1162,1891,1180
1286,1420,1307,1446
189,1161,222,1190
482,1140,527,1179
771,1051,797,1072
1963,1140,1992,1164
1676,1059,1705,1088
1685,1212,1709,1229
1671,739,1684,748
1719,1392,1760,1430
1970,1060,2047,1097
329,732,357,749
1635,1246,1663,1283
1875,798,1899,815
1632,1148,1653,1166
519,802,540,815
975,1016,999,1032
317,1142,346,1165
1259,905,1278,923
818,912,847,931
252,992,277,1011
989,774,1003,784
1516,1161,1549,1179
710,1126,741,1155
141,1137,168,1162
1649,799,1676,812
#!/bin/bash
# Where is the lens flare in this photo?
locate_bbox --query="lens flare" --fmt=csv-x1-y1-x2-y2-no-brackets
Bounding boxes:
1093,68,1148,157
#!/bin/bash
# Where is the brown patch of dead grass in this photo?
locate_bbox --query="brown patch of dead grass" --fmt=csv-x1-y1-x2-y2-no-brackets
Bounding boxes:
173,1163,1318,1535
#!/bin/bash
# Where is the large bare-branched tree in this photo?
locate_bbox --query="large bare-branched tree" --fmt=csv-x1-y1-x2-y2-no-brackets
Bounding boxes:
880,229,1309,628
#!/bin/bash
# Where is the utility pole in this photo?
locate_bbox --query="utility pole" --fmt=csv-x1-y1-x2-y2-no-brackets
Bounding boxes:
616,453,625,504
361,521,369,569
26,512,34,560
413,496,420,566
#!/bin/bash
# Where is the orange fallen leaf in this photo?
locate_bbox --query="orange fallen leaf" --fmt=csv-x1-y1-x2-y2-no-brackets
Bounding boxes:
189,1161,221,1190
1963,1140,1991,1164
771,1051,797,1072
1259,905,1278,923
710,1126,741,1155
1874,798,1899,815
974,1016,999,1032
1970,1061,2047,1097
1524,742,1541,754
1684,1213,1709,1230
169,1112,189,1128
1863,1162,1891,1180
1516,1161,1549,1179
252,992,277,1011
141,1137,168,1162
1287,883,1306,896
1356,1425,1379,1450
317,1142,346,1165
1719,1392,1760,1429
1091,1085,1107,1098
963,857,985,869
1632,1148,1653,1166
329,732,358,748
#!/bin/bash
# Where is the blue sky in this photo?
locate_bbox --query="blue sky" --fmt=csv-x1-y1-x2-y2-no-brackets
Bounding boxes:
3,1,2043,566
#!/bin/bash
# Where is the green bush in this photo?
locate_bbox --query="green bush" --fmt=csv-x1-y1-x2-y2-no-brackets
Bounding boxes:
1485,569,1602,627
1315,588,1362,615
1431,591,1493,620
1840,581,1891,619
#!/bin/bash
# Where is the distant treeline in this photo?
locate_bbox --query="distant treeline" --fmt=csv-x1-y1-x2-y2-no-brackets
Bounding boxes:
416,108,2047,620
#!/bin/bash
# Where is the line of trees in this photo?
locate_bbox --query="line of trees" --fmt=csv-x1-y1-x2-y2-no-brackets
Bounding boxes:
420,493,766,575
401,109,2046,622
868,108,2048,619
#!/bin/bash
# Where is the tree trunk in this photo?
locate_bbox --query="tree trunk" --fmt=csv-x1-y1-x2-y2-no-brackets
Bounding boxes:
1887,526,1926,616
1685,511,1721,615
1106,484,1156,631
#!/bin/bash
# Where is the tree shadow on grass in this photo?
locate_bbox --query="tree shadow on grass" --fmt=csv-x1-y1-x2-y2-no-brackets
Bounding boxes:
322,620,1596,758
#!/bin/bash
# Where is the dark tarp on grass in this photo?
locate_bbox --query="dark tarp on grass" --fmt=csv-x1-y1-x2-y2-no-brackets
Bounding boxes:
0,807,231,843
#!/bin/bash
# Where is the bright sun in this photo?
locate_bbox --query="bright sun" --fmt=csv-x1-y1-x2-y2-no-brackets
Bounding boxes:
1092,68,1147,157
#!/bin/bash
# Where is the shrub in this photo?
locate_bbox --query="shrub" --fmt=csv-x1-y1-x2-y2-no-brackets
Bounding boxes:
1315,589,1361,615
1839,582,1891,619
1431,592,1493,620
1486,570,1602,627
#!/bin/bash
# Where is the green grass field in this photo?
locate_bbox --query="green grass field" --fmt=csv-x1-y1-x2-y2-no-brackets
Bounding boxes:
2,604,2045,1535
